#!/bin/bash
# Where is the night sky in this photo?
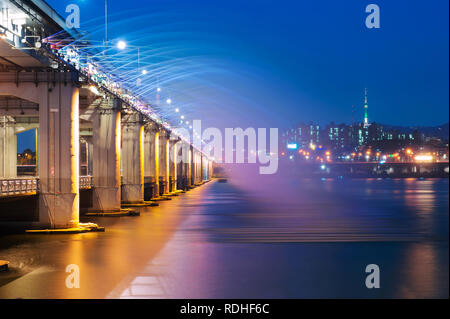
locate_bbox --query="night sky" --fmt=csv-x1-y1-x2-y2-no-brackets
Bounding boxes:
18,0,448,152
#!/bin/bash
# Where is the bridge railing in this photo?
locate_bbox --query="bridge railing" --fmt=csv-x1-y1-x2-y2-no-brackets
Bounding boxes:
0,178,39,197
79,176,93,190
0,176,93,197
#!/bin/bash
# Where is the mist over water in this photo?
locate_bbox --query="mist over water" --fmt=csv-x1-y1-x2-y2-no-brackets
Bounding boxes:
0,168,447,298
220,163,449,244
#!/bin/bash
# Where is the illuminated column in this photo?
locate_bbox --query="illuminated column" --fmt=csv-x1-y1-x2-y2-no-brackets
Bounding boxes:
169,137,178,192
0,116,17,178
210,160,213,180
207,158,211,180
198,154,202,183
144,123,159,198
91,98,121,212
179,140,190,190
176,140,183,190
38,83,80,228
159,130,170,195
121,112,144,203
201,154,205,182
190,146,196,186
195,151,200,184
202,157,207,181
185,143,192,189
0,74,80,229
203,156,208,181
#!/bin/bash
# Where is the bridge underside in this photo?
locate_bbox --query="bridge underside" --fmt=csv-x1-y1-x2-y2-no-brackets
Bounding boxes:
0,0,213,229
0,73,212,229
0,73,212,228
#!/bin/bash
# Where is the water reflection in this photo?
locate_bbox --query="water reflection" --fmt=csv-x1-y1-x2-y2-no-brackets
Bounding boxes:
110,176,448,298
395,243,439,298
0,174,448,298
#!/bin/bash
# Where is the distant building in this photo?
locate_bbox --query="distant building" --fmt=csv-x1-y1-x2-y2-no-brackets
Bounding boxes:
280,89,448,160
363,88,370,129
325,122,352,151
281,122,321,153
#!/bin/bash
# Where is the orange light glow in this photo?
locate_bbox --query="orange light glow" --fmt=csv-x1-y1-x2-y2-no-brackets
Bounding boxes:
415,154,433,162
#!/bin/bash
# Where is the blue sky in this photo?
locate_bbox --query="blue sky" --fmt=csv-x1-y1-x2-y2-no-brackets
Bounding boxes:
43,0,448,132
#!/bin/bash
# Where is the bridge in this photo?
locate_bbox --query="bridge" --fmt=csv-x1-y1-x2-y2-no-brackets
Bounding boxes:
284,161,449,178
0,0,213,229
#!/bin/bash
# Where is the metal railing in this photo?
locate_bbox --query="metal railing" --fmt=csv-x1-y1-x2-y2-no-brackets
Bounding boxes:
0,177,38,197
0,176,93,197
79,176,93,190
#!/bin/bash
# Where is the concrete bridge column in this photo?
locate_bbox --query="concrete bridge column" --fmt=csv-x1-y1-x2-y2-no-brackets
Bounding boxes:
202,157,207,181
0,73,81,229
38,83,80,228
121,113,144,204
209,160,214,180
207,158,212,180
90,98,122,212
169,137,178,193
0,116,17,178
79,135,93,176
195,151,201,185
202,156,208,181
198,153,202,183
201,155,206,182
176,140,183,190
159,130,170,195
189,147,193,186
144,124,159,199
190,146,196,186
183,143,192,190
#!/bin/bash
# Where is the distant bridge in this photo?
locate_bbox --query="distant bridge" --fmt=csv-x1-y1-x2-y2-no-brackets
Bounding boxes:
286,161,449,178
0,0,213,229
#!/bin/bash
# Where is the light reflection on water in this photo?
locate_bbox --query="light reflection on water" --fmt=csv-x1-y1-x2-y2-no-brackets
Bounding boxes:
111,175,448,298
0,173,448,298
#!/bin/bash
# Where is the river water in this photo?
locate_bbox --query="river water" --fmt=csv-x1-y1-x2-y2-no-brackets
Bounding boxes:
0,172,448,298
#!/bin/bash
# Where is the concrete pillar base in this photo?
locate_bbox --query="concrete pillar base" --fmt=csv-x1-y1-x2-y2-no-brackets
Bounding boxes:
26,222,104,234
121,184,144,204
85,209,140,217
38,193,79,229
169,177,177,193
152,182,159,199
159,177,169,195
121,201,159,207
149,196,172,201
91,187,121,212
